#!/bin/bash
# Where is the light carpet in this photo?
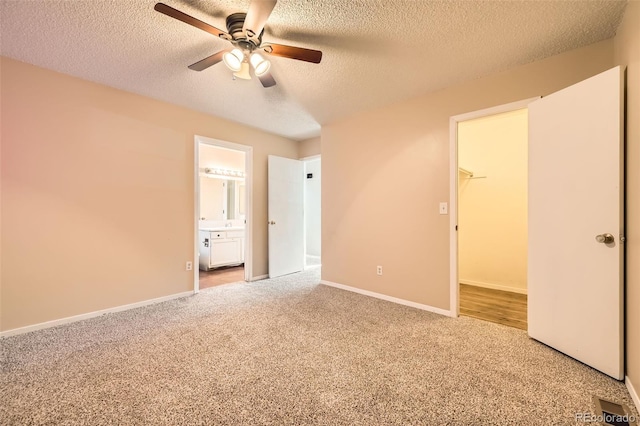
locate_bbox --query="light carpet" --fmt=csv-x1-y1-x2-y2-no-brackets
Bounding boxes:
1,268,637,425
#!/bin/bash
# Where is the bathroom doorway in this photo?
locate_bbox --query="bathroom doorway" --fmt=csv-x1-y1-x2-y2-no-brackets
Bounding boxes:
195,136,253,291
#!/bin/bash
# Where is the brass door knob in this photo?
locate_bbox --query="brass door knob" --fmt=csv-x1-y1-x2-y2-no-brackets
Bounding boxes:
595,233,615,244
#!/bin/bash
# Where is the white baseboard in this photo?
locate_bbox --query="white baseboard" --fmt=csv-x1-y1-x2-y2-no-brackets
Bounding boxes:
459,279,527,295
0,291,193,338
320,280,454,318
626,376,640,414
250,274,269,281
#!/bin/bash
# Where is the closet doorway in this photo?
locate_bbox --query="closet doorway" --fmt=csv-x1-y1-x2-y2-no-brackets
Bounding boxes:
450,100,532,330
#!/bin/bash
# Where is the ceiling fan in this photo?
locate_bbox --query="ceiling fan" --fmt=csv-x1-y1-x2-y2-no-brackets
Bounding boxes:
154,0,322,88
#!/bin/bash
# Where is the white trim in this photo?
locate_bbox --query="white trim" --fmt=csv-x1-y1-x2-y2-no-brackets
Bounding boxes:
320,280,454,318
449,97,539,316
250,274,269,281
449,117,459,316
194,136,254,291
451,98,540,123
459,279,527,295
0,291,193,338
193,139,200,293
626,376,640,414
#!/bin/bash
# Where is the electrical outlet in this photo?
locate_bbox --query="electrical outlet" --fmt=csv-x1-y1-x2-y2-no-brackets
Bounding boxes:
439,202,448,215
377,265,383,276
186,261,193,271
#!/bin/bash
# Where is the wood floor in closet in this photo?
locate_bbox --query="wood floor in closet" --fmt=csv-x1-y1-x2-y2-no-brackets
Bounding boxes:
459,284,527,330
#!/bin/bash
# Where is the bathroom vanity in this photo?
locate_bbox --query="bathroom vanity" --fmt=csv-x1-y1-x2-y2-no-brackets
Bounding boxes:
198,227,245,271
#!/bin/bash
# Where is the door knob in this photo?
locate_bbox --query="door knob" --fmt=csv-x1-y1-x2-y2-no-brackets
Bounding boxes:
595,233,614,244
268,220,276,225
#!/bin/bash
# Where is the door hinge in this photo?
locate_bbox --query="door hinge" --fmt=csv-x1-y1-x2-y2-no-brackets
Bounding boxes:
455,225,458,231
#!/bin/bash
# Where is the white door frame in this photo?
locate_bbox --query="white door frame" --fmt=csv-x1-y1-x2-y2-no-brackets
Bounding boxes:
194,135,254,292
448,97,539,315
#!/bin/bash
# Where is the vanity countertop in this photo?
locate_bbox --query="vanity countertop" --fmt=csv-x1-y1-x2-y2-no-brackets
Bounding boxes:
200,227,245,232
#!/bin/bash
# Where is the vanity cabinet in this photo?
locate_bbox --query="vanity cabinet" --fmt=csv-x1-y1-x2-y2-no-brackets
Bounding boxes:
199,230,245,271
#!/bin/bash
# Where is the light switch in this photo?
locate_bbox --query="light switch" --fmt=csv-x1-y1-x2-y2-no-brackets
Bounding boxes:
439,202,448,215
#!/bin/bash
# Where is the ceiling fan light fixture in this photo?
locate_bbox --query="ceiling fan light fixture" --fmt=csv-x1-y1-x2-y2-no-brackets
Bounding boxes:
223,48,244,72
250,53,271,77
233,62,252,80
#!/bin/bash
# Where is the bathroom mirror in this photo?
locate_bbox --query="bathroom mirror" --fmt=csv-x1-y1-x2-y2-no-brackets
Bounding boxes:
200,177,245,220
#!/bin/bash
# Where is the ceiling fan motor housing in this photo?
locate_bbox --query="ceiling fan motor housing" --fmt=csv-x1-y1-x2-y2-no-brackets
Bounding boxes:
226,12,263,51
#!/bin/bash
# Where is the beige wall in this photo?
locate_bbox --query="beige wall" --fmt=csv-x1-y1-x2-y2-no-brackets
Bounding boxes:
298,137,321,159
0,58,3,325
199,144,245,171
0,57,298,331
615,0,640,394
322,39,614,309
458,109,528,293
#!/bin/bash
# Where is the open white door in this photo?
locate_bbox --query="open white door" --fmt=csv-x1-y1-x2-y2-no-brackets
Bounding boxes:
268,155,304,278
528,66,624,379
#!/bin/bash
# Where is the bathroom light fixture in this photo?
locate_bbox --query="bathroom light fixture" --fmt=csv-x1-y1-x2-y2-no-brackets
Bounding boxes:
250,53,271,77
222,48,244,72
202,167,245,180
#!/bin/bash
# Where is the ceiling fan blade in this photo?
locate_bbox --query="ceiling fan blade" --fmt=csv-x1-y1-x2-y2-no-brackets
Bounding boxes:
242,0,277,36
258,72,277,88
265,43,322,64
154,3,227,38
188,51,227,71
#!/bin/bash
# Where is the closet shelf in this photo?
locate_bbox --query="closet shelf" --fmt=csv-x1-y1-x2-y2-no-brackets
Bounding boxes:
458,167,487,179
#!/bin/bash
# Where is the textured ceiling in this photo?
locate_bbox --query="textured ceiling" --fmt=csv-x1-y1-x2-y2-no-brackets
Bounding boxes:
0,0,628,140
